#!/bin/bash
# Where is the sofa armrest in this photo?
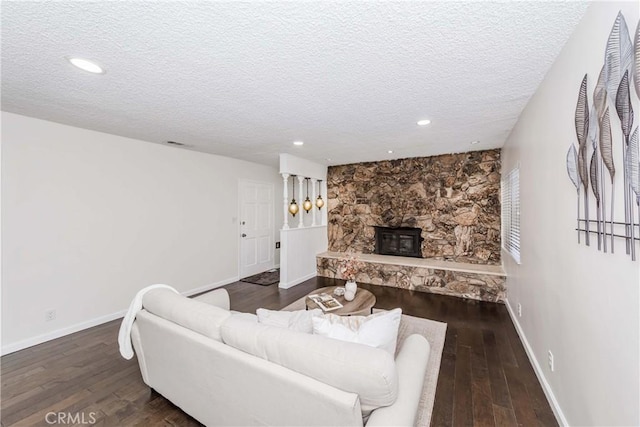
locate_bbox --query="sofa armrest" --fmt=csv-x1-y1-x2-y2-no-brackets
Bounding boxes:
366,334,431,427
193,288,230,310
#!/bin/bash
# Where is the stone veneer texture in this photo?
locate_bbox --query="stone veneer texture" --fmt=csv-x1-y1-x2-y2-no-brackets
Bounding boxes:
327,150,501,264
317,256,506,303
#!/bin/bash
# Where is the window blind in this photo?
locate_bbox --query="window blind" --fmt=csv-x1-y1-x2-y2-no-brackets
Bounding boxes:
502,167,520,264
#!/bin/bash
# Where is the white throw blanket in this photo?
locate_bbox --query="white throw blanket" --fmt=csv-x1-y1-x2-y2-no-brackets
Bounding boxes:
118,284,179,360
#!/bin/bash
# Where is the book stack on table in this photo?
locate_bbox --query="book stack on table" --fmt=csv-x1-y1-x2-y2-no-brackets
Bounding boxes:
307,293,343,312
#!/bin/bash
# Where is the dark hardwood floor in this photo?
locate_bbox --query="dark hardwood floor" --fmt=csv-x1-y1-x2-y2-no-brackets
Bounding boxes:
1,277,557,426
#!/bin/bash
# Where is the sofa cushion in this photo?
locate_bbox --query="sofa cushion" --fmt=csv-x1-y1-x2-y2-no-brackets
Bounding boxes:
230,311,258,321
312,308,402,355
143,289,231,341
192,288,230,310
256,308,323,333
220,315,398,409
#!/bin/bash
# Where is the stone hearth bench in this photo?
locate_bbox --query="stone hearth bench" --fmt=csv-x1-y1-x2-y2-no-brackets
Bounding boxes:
316,251,506,303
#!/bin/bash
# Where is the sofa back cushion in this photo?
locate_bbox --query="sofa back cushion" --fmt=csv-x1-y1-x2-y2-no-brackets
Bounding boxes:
256,308,323,333
221,314,398,409
143,289,231,341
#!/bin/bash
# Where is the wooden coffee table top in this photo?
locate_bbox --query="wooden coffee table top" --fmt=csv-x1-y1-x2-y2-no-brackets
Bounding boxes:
306,286,376,316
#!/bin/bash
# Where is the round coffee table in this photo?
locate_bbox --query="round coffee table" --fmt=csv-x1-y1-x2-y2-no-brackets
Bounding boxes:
305,286,376,316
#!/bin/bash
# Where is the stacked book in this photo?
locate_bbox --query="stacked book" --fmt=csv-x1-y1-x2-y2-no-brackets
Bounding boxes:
307,293,343,312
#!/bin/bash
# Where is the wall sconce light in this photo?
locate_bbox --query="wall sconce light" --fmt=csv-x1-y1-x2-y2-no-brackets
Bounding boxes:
288,175,299,217
316,179,325,210
303,178,313,213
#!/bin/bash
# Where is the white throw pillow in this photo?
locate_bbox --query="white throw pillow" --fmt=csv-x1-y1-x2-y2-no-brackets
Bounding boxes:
312,308,402,355
256,308,323,333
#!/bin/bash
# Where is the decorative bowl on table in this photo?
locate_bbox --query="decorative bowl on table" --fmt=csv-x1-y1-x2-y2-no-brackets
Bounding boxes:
333,287,346,297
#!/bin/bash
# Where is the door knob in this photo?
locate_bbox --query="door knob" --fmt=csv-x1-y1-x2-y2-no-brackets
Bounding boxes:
241,233,247,237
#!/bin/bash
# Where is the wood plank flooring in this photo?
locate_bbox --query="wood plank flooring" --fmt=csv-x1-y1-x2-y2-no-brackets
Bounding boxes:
1,277,557,426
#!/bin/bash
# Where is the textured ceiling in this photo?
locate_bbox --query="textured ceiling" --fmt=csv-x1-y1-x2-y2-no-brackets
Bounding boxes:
1,1,588,167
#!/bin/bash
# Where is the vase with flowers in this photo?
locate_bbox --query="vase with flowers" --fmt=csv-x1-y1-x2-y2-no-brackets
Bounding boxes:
340,255,359,301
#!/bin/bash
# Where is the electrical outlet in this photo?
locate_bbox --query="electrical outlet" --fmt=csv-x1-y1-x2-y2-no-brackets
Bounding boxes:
45,309,56,322
548,350,554,372
517,303,522,317
275,242,281,249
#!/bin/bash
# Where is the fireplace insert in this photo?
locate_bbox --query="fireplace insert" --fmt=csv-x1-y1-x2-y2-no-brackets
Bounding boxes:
374,226,423,258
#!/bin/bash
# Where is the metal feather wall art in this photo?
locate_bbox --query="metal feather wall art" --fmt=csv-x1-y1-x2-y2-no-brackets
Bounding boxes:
590,150,602,249
589,107,604,249
593,69,608,251
595,67,608,119
601,108,616,250
616,71,636,258
567,11,639,261
575,74,591,245
634,20,640,99
627,127,640,227
604,12,633,106
566,144,581,242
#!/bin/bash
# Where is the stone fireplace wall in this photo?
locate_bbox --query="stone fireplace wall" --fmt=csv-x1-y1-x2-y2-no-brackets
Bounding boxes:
327,150,501,264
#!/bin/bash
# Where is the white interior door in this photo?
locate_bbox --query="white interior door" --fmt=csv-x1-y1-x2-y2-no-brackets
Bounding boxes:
239,180,274,278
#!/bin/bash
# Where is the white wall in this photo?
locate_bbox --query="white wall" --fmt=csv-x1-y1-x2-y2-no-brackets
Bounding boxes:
279,153,326,181
1,112,282,354
279,227,328,289
501,3,639,426
278,153,328,288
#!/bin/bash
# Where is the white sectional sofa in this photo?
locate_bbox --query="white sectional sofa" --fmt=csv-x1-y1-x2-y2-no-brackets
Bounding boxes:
130,288,431,426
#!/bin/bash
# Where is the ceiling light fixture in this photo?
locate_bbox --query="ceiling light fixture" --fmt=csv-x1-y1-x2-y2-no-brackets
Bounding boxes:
67,57,105,74
303,178,313,213
388,150,394,154
316,180,324,210
288,176,299,217
471,140,480,145
293,141,304,146
417,119,431,126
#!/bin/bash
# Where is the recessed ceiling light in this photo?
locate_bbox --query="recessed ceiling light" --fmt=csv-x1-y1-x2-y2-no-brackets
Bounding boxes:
388,150,394,154
293,141,304,146
67,57,105,74
417,119,431,126
471,140,480,145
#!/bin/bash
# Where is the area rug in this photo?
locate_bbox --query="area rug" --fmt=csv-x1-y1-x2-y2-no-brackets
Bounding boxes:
282,298,447,427
240,269,280,286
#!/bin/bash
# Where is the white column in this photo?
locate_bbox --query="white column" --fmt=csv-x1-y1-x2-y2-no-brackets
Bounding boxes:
282,174,289,230
311,178,318,226
297,175,305,228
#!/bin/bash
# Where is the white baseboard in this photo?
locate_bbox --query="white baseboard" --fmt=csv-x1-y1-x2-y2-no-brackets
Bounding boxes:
278,272,316,289
504,298,568,427
1,309,127,356
183,276,238,297
1,276,239,356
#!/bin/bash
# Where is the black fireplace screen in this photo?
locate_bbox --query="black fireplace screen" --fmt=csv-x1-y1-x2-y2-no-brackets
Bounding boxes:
374,226,423,258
